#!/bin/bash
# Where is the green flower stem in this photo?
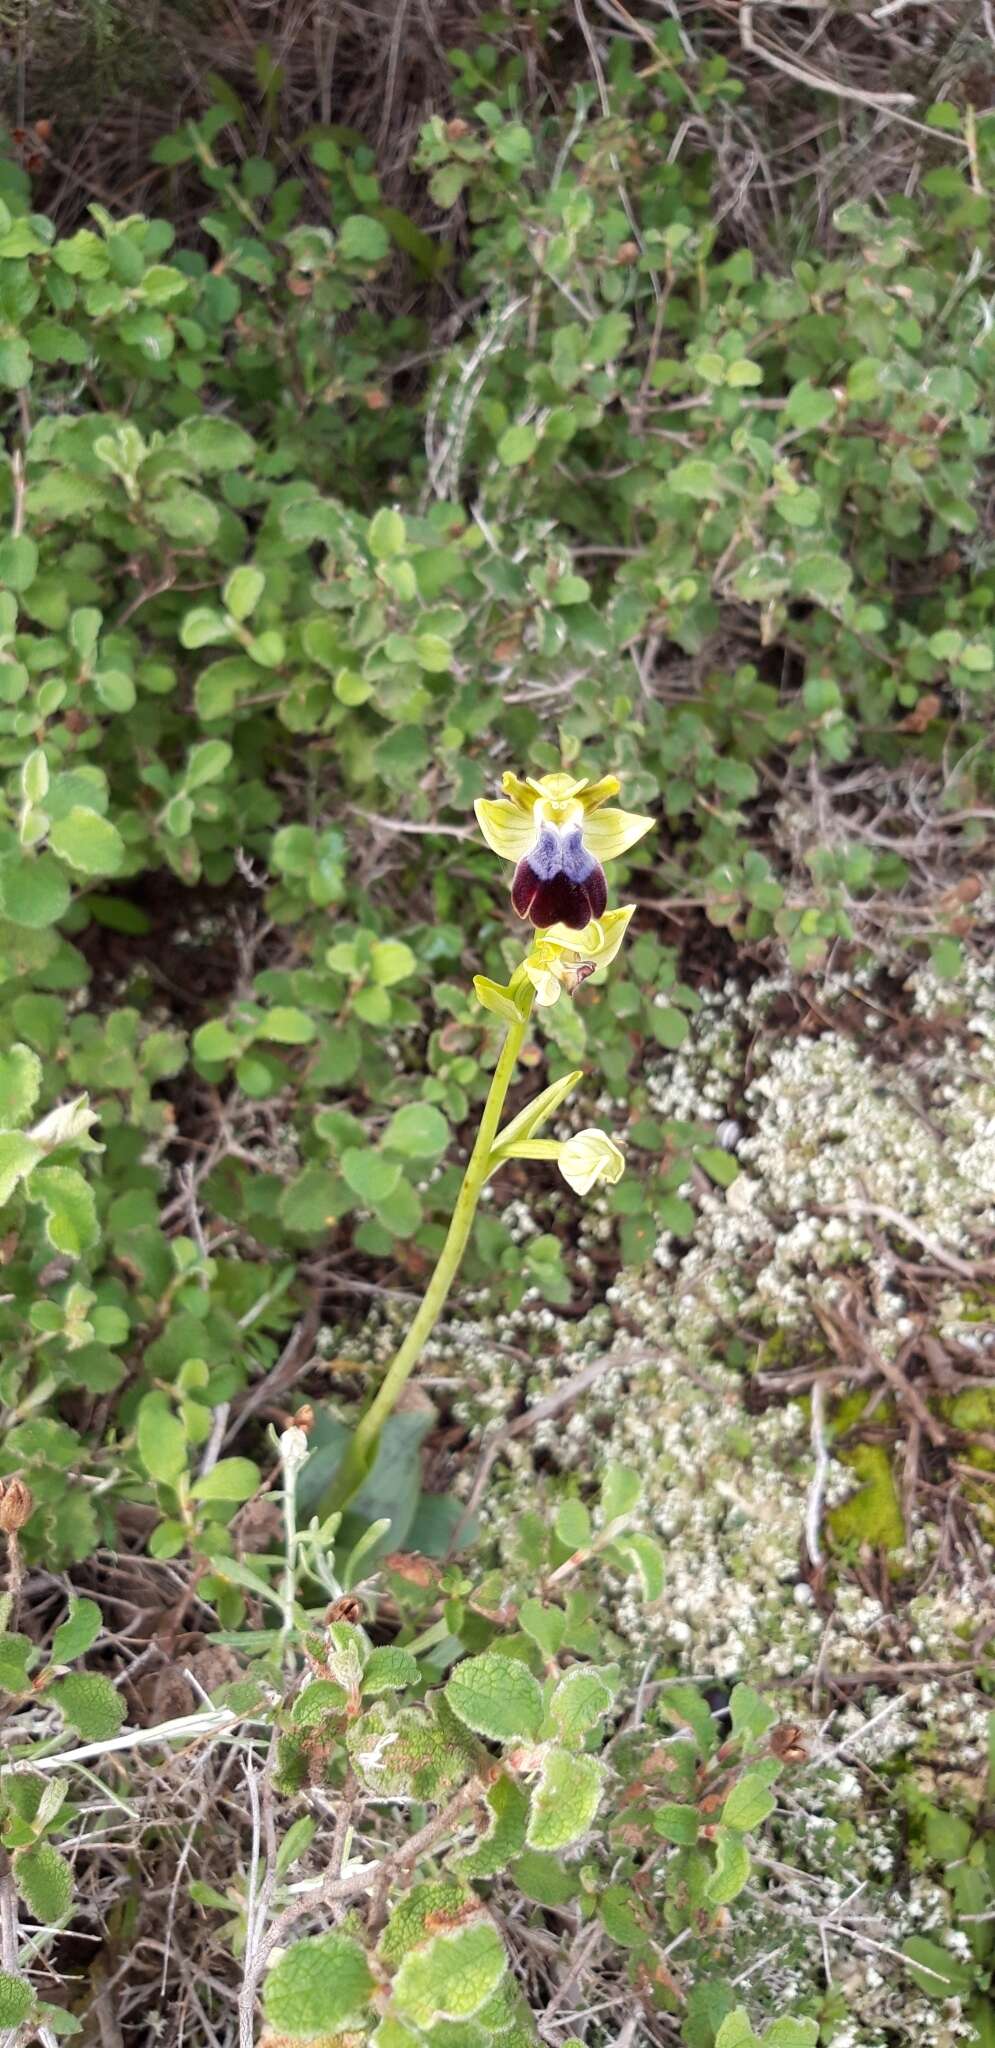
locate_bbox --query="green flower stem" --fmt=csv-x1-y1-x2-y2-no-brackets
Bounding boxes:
320,992,535,1516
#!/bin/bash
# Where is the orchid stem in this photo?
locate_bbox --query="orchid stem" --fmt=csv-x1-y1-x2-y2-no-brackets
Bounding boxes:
320,993,535,1518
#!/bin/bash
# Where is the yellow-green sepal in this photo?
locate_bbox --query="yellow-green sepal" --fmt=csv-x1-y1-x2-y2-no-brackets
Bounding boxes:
473,975,529,1024
581,806,655,861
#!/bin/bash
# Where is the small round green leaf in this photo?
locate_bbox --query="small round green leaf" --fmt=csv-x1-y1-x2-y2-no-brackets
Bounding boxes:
0,1972,31,2026
14,1843,72,1922
445,1652,543,1743
0,535,38,591
526,1748,603,1851
0,1043,42,1126
49,808,125,877
263,1933,374,2038
393,1922,506,2029
137,1391,188,1486
341,1149,402,1205
190,1457,260,1503
383,1102,449,1161
0,853,71,928
52,1672,126,1741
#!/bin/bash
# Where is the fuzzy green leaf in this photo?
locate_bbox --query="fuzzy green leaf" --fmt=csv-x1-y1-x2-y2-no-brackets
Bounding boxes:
721,1771,777,1833
15,1843,72,1922
652,1803,699,1846
554,1498,591,1552
518,1600,565,1661
50,1598,102,1666
729,1684,776,1744
30,1165,99,1255
189,1457,260,1503
341,1148,403,1205
361,1646,420,1696
179,416,255,470
0,1044,42,1126
715,2015,756,2048
902,1935,976,2001
609,1532,665,1603
707,1828,751,1905
136,1391,188,1486
0,1973,31,2026
393,1920,506,2029
368,507,406,559
0,1131,42,1204
222,565,265,622
0,853,71,929
49,808,125,877
549,1666,617,1742
453,1773,529,1881
183,739,232,791
51,1672,126,1740
526,1747,603,1850
383,1102,450,1161
263,1933,374,2038
445,1653,543,1744
0,1633,34,1693
599,1463,642,1523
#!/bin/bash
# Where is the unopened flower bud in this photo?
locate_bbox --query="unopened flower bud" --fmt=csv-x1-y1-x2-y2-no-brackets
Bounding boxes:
558,1128,626,1197
278,1426,310,1478
0,1478,33,1534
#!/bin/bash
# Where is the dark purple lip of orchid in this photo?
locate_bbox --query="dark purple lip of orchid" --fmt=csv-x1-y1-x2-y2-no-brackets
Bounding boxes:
511,824,608,930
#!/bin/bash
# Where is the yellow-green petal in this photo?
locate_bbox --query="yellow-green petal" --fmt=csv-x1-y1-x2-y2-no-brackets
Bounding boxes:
542,905,635,967
499,771,538,810
580,807,654,863
576,774,621,812
474,797,537,860
529,772,587,803
524,959,562,1006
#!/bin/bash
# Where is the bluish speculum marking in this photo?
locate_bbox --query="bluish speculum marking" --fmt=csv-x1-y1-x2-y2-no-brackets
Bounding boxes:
511,818,608,929
560,826,597,883
528,823,566,880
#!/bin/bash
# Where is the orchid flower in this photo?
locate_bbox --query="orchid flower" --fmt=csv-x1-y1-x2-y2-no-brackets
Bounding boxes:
523,905,636,1006
474,772,653,930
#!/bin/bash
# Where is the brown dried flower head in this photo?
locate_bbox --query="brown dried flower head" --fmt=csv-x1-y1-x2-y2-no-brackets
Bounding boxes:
0,1478,33,1534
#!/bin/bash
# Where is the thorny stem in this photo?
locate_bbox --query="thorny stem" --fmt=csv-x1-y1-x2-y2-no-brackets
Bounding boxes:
5,1535,23,1629
280,1454,299,1659
0,1854,23,2048
320,996,535,1517
254,1773,487,1977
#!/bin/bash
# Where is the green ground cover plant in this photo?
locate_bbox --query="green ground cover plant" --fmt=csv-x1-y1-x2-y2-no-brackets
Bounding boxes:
0,7,990,2043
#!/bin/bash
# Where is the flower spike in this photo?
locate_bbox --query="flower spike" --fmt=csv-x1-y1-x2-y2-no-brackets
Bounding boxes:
524,906,636,1007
